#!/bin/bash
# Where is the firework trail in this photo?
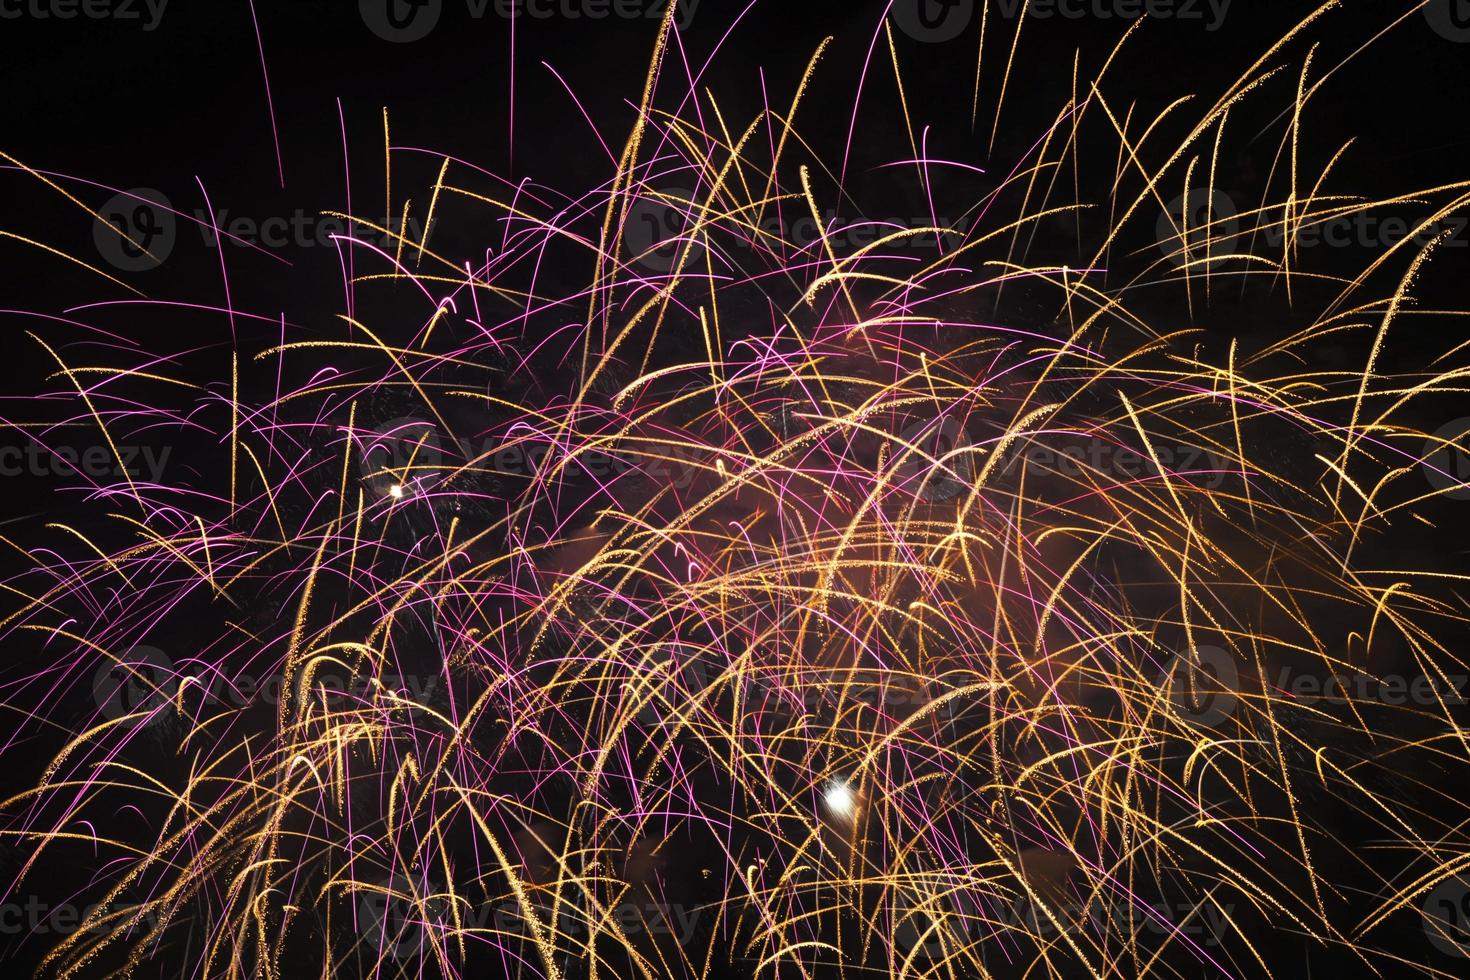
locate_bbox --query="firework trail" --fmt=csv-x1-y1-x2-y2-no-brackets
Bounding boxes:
2,2,1470,977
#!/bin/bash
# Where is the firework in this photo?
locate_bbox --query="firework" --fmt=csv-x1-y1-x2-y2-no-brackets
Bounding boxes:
3,2,1470,978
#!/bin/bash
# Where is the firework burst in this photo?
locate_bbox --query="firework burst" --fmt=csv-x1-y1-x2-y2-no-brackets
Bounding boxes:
3,2,1470,978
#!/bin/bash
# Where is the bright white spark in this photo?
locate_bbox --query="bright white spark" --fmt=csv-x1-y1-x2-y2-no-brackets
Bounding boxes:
824,780,856,821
